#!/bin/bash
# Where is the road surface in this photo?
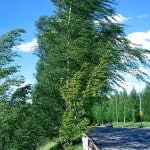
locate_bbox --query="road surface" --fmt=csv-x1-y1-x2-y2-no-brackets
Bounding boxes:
88,127,150,150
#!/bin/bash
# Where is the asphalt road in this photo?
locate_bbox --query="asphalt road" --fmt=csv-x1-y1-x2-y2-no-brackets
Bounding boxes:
88,127,150,150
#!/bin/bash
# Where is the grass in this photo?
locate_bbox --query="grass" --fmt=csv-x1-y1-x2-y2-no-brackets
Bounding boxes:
37,141,54,150
37,137,83,150
37,137,61,150
37,122,150,150
70,144,83,150
112,121,150,128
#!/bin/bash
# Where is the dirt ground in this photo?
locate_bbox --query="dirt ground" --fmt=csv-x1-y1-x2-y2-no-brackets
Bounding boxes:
88,127,150,150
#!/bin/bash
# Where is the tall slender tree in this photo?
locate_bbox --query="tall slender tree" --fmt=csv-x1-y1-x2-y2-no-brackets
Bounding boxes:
129,88,140,122
34,0,150,145
141,85,150,121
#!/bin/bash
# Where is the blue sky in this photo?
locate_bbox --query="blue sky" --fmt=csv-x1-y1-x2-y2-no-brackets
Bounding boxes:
0,0,53,84
116,0,150,92
1,0,150,92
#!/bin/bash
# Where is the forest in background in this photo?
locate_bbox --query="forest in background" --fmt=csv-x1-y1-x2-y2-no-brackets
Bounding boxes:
91,86,150,124
1,0,150,149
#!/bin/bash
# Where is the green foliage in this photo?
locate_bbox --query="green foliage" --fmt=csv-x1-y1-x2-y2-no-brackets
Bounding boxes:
60,64,90,144
11,84,31,104
0,29,25,101
0,101,45,150
90,101,108,124
37,136,83,150
1,1,150,149
33,82,64,138
60,112,89,140
128,88,140,122
112,121,150,128
141,85,150,121
99,86,150,124
0,29,46,149
34,0,150,147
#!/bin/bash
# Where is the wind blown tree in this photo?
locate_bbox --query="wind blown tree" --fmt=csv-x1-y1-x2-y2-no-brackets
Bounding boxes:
34,0,150,147
0,29,26,149
0,29,45,149
0,29,25,101
11,83,31,104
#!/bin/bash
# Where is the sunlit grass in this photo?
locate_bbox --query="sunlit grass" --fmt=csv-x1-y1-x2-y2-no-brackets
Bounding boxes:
112,121,150,128
69,144,83,150
37,137,60,150
37,122,150,150
37,137,83,150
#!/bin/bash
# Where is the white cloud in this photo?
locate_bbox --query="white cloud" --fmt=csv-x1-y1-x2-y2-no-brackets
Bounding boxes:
123,30,150,92
108,14,128,23
94,14,129,26
123,80,146,93
127,31,150,50
115,75,146,94
126,31,150,93
13,38,38,52
116,33,150,93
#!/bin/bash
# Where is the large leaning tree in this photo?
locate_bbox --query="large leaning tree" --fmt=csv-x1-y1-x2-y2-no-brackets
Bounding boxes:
34,0,150,143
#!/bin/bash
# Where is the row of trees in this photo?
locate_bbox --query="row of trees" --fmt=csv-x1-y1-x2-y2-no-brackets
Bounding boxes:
34,0,150,145
0,30,46,149
1,0,150,149
91,85,150,124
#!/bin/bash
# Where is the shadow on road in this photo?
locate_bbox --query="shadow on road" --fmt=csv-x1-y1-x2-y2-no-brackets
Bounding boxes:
88,127,150,149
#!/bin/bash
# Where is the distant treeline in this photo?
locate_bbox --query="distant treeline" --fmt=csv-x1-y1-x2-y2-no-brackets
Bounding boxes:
91,86,150,124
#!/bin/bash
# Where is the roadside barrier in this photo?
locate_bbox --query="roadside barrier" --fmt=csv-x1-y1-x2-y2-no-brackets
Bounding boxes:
82,134,99,150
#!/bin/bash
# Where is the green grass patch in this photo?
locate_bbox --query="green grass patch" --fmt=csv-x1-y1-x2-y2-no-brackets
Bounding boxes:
72,144,83,150
66,144,83,150
112,122,150,128
37,137,61,150
37,122,150,150
37,137,83,150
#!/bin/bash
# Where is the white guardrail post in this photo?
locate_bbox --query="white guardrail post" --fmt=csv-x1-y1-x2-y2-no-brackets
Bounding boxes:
82,134,99,150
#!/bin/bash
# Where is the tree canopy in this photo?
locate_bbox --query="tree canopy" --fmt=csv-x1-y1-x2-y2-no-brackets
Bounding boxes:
0,29,25,101
34,0,150,147
1,1,150,149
